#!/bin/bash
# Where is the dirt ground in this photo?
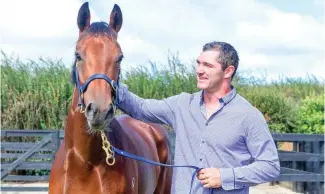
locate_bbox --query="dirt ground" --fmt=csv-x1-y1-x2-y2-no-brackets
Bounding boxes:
0,182,303,194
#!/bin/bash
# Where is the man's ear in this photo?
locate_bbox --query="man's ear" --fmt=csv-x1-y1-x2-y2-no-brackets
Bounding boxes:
224,66,235,79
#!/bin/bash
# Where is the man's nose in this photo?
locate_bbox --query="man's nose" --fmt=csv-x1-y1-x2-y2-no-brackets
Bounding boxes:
196,63,204,73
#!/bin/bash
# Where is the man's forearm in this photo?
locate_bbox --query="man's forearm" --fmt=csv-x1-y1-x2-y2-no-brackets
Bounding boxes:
117,84,149,122
117,83,177,126
220,159,280,190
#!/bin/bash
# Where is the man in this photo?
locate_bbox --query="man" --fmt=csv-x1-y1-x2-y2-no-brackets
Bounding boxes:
116,41,280,193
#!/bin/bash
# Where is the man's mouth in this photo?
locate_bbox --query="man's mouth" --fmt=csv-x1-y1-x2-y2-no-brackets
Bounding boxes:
198,76,208,80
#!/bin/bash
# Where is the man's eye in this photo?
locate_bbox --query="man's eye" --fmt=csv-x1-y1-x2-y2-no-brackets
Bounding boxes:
203,63,212,67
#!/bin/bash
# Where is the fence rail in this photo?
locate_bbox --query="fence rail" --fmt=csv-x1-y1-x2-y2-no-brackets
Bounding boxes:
1,129,324,193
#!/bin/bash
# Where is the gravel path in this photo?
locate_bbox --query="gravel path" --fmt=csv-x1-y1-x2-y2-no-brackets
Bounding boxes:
1,182,302,194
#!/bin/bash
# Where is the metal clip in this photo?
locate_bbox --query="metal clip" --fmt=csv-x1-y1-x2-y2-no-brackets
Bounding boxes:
100,131,115,166
79,92,85,113
110,80,116,91
79,105,85,113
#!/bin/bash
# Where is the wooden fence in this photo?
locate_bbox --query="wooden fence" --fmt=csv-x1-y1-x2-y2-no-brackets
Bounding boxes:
1,129,324,193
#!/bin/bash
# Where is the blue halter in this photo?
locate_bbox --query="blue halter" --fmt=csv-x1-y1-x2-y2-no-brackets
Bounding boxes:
74,67,120,112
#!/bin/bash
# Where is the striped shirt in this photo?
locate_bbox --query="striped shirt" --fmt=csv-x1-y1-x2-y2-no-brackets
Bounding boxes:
117,83,280,194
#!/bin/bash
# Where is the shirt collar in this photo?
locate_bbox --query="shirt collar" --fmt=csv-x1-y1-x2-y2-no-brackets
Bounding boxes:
199,85,237,106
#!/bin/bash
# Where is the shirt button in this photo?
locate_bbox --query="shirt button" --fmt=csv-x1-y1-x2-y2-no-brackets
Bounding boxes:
202,140,204,143
205,123,208,126
200,159,202,161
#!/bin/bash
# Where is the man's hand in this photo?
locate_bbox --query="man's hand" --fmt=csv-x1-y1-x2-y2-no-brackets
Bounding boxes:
196,168,222,188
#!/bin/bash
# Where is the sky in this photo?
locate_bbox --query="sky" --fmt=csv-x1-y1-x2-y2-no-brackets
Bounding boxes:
0,0,324,81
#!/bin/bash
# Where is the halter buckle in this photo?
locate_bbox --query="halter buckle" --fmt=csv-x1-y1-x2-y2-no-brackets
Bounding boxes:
79,92,85,113
110,80,116,91
79,104,85,113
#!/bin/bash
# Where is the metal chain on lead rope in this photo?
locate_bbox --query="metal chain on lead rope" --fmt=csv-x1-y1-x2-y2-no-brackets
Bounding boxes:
100,130,115,166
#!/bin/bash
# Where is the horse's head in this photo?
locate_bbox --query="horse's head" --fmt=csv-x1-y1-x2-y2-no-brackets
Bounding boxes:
72,2,123,132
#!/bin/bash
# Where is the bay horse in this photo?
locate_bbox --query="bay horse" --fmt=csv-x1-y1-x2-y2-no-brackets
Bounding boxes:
48,2,172,194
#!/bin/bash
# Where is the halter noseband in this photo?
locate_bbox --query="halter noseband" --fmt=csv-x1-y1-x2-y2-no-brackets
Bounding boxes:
74,67,120,113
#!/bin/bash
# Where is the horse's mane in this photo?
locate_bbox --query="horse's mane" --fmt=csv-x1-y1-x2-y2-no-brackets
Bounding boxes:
71,22,116,85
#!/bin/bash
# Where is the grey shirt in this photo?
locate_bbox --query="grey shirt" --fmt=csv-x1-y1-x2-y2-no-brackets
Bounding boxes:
117,83,280,194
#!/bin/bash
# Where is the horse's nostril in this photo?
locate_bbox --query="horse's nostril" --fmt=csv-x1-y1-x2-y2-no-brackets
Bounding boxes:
85,103,99,118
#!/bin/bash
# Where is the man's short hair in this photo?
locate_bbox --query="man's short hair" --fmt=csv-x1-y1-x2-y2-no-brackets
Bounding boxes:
203,41,239,79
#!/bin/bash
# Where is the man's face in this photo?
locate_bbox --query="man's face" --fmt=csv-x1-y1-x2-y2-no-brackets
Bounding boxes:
195,50,225,92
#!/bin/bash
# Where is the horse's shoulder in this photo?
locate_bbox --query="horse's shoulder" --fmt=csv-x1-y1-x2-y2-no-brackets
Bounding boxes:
112,114,144,128
112,114,161,129
111,114,169,143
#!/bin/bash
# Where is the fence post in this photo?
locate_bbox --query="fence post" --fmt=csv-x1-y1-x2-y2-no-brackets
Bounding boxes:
51,130,60,163
296,141,305,193
304,141,314,193
320,141,324,193
312,141,321,193
292,141,298,191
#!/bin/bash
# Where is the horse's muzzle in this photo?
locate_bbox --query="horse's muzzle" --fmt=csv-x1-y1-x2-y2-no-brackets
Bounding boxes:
85,102,114,131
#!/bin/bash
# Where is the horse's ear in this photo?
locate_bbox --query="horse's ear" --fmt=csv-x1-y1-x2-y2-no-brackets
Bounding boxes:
77,2,91,32
109,4,123,33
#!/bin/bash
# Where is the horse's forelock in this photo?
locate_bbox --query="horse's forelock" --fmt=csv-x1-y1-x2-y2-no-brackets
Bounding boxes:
85,22,116,38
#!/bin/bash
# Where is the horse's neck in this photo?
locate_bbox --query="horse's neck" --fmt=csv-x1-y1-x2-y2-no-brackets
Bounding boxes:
64,107,104,165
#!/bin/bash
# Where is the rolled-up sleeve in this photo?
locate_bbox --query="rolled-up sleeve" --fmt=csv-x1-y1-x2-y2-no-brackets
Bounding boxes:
116,83,179,127
219,110,280,190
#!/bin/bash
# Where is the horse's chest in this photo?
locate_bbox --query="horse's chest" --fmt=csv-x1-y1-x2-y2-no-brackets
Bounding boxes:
63,153,130,194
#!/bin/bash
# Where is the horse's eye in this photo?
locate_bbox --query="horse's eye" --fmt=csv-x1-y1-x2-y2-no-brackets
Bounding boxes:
116,55,124,64
75,53,82,61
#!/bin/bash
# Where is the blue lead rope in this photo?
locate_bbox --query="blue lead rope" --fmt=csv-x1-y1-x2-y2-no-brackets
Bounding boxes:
112,146,214,194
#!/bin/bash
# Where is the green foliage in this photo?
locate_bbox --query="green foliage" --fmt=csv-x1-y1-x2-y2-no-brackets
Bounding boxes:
1,51,324,134
124,53,198,99
1,51,73,129
234,72,324,134
295,94,324,134
240,87,297,133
